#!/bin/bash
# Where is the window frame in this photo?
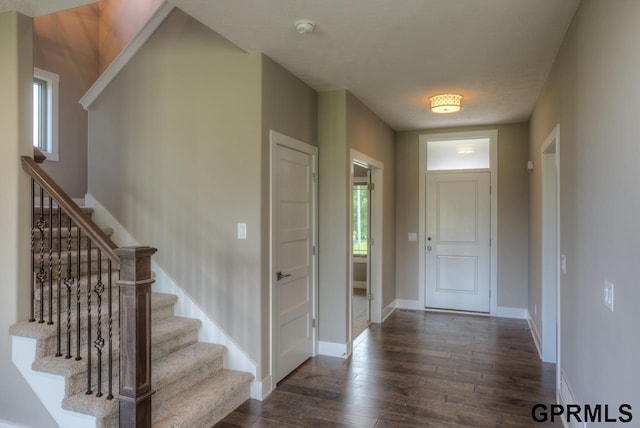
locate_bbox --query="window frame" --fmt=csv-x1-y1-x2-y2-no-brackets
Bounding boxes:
33,67,59,161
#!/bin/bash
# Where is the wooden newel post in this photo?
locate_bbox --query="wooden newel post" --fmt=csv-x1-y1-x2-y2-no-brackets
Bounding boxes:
115,246,157,428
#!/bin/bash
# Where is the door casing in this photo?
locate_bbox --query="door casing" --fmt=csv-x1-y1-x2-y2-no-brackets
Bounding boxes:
418,130,498,314
269,130,318,394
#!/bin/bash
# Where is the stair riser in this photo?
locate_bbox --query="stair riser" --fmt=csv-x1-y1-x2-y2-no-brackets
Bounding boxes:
152,358,223,412
33,281,120,317
31,208,94,225
32,258,112,276
64,329,201,398
34,235,108,251
34,299,175,359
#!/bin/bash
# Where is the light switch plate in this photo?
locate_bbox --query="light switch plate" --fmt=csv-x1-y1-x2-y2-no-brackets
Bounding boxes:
237,223,247,240
604,280,614,312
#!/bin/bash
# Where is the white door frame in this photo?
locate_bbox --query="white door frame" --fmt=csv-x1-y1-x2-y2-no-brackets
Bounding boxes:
418,130,498,314
541,125,561,391
349,150,383,350
269,130,318,393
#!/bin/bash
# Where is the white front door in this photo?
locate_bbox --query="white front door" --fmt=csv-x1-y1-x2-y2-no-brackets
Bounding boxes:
425,172,491,312
273,137,315,383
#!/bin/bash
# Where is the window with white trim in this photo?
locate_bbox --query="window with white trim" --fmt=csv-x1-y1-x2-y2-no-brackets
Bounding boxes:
33,67,59,161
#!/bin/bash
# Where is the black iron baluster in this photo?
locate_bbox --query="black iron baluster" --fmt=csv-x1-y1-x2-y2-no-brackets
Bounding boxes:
65,217,73,359
107,260,113,400
55,207,62,356
29,179,35,322
75,228,81,361
94,249,104,397
37,188,46,324
47,197,53,325
86,238,93,395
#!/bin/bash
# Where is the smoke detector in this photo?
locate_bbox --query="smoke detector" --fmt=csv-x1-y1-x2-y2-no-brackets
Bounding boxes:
295,19,315,34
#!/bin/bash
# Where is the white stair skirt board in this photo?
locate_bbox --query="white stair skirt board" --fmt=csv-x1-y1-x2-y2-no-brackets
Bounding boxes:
84,193,265,400
11,336,97,428
528,311,543,360
318,341,349,358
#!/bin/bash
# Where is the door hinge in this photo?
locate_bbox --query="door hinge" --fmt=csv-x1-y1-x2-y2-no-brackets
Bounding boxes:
312,172,317,181
369,238,374,246
368,183,375,191
368,294,373,301
312,318,316,328
490,185,492,194
312,245,316,255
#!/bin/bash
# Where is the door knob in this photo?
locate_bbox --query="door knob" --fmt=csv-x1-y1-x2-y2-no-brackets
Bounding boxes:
427,246,432,251
277,272,291,280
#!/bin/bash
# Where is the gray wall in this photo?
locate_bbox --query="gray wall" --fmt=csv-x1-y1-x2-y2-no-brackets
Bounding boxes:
34,4,99,198
317,90,349,345
88,9,265,374
395,123,530,309
346,92,396,310
0,12,58,427
529,0,640,409
317,89,395,346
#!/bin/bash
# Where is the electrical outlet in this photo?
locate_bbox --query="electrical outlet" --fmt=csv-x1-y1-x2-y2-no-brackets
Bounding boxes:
604,280,614,312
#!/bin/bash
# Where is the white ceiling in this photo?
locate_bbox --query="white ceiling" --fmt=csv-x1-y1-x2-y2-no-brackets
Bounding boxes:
172,0,580,131
2,0,581,131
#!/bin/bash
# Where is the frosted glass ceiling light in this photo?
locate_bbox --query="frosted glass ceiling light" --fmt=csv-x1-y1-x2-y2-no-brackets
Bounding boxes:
429,93,463,114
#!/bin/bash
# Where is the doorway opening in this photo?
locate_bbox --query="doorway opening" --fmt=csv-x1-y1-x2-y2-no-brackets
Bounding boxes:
349,150,383,351
352,162,371,340
418,130,498,314
540,125,560,373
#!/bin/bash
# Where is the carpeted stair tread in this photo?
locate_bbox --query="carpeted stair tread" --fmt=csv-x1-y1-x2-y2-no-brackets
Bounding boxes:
9,292,179,341
152,369,254,428
61,342,229,419
32,316,202,377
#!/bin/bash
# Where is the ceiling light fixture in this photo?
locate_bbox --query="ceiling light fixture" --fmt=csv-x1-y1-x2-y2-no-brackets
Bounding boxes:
295,19,315,34
429,93,463,114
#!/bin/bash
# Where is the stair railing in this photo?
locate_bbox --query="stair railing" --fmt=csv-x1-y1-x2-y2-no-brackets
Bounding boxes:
21,155,155,428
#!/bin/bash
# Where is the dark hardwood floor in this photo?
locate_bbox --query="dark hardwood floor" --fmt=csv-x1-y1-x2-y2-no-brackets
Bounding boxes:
216,310,560,427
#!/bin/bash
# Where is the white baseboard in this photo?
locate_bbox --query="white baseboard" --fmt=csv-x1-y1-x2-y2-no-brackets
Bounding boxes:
11,336,96,428
394,299,423,310
527,311,543,360
558,371,585,428
0,420,26,428
491,306,529,319
382,301,396,321
318,341,348,358
84,193,261,399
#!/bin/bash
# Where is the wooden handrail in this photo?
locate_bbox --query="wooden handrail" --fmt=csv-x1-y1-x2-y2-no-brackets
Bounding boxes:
21,156,120,265
34,148,46,163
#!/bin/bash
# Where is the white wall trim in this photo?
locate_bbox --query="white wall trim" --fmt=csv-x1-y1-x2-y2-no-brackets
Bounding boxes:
318,341,349,358
418,130,498,314
528,311,543,360
79,1,175,110
394,299,422,311
382,301,396,322
84,193,262,399
11,336,97,428
491,306,528,319
558,371,584,428
268,131,319,390
0,421,25,428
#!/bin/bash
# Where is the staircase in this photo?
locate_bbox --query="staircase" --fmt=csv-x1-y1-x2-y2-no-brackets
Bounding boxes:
10,206,253,428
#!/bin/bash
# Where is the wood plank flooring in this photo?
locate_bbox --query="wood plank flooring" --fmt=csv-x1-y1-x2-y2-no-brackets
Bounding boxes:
216,310,560,427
